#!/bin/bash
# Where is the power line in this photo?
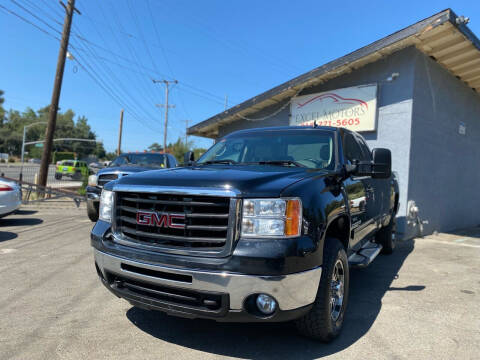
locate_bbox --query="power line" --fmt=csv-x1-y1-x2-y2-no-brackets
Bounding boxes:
153,0,300,75
10,0,61,36
70,6,160,120
1,1,161,134
22,0,63,26
106,0,166,105
38,0,64,18
70,40,161,132
0,3,60,40
87,1,160,108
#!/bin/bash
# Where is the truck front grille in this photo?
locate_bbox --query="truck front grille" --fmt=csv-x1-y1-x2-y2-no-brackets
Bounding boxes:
114,191,236,257
97,173,119,187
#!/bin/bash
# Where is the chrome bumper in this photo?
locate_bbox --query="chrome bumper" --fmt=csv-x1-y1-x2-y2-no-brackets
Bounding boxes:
94,249,321,311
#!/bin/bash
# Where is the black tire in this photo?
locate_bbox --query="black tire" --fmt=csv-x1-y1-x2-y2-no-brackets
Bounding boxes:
87,200,99,222
55,173,62,180
376,216,396,254
295,237,349,342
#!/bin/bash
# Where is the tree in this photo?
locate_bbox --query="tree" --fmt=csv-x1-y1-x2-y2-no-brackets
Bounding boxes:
146,137,208,163
0,102,102,160
147,142,163,152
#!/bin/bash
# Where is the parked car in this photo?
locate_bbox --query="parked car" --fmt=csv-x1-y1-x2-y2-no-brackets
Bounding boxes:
55,160,90,180
86,152,178,222
0,178,22,218
91,126,399,342
88,162,104,173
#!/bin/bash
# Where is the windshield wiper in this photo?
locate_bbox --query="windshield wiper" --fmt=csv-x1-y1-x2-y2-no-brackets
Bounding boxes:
252,160,306,168
201,160,238,165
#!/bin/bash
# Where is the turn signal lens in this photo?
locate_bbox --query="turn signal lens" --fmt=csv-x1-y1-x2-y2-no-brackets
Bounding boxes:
285,199,301,236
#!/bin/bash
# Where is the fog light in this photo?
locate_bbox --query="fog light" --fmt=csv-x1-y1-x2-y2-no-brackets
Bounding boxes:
256,294,277,315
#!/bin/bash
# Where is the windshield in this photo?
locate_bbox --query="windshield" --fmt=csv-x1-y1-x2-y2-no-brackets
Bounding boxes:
197,130,335,169
109,154,166,168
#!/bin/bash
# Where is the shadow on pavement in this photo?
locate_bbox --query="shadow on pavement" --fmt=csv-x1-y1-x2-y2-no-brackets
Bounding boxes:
126,239,421,359
0,231,18,242
15,210,38,215
0,218,43,227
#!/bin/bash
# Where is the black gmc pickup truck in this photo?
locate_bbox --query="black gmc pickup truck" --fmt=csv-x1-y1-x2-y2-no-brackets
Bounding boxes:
91,126,399,342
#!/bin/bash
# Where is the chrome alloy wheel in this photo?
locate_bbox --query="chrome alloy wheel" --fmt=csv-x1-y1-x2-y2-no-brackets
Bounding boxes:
330,259,345,321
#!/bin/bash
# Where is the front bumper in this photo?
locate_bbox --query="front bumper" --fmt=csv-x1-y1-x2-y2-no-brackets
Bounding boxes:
94,249,321,322
86,186,101,201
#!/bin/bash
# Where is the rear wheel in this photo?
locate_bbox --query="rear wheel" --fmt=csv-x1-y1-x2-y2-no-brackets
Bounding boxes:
87,200,99,222
295,237,349,342
376,216,396,254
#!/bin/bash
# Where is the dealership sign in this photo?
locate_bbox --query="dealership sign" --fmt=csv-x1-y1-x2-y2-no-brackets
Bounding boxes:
290,84,378,132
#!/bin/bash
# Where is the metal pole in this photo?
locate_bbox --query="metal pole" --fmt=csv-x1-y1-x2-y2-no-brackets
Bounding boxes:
224,95,228,110
38,0,77,188
117,109,124,155
163,84,169,153
20,125,26,181
153,79,177,154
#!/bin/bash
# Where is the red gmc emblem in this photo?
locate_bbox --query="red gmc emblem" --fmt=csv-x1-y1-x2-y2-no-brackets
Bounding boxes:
136,211,185,229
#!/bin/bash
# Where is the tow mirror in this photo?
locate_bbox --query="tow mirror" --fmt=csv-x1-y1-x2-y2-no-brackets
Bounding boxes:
372,148,391,179
184,151,195,165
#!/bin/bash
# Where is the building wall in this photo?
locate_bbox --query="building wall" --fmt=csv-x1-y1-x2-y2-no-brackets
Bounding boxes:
218,47,419,236
409,51,480,236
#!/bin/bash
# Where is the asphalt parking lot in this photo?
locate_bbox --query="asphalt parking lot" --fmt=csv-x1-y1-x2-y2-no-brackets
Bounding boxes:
0,205,479,360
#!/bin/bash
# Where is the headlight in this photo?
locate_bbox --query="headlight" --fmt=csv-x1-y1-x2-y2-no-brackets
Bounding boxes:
99,190,114,222
88,174,97,186
241,198,301,237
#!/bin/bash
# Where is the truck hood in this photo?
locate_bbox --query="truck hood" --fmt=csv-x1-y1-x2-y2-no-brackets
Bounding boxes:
112,165,325,197
97,165,160,175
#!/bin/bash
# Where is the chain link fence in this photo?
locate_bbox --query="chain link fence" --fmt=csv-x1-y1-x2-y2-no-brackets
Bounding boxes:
0,164,85,189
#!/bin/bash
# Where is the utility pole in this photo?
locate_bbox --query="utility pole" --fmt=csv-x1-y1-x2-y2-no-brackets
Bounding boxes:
153,79,177,154
224,95,228,110
184,119,189,146
38,0,79,187
117,109,124,155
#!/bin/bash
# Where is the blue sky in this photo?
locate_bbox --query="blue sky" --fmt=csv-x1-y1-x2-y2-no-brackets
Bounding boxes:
1,0,479,152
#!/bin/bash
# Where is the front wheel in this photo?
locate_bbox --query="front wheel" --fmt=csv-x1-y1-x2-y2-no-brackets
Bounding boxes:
295,237,349,342
87,200,99,222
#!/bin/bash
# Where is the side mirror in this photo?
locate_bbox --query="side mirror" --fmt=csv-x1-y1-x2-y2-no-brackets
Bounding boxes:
372,148,391,179
184,151,195,165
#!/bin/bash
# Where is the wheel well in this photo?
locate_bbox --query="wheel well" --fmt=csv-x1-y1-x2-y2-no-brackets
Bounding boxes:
325,215,350,250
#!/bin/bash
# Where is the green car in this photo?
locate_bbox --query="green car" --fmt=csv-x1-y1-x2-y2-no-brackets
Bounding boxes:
55,160,89,180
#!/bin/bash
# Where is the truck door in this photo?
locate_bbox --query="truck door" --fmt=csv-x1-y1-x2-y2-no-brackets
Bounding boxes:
343,132,376,250
356,136,389,220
